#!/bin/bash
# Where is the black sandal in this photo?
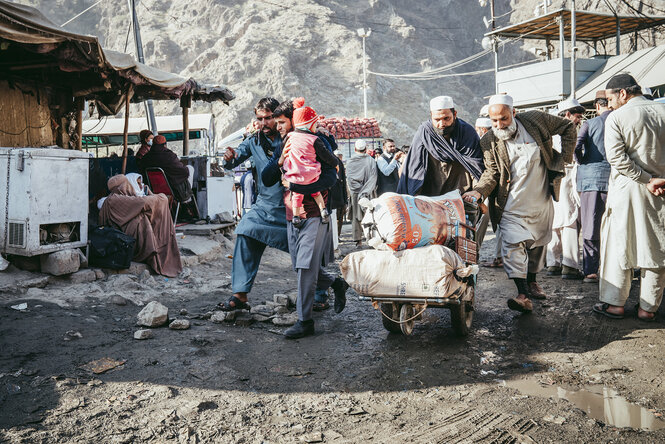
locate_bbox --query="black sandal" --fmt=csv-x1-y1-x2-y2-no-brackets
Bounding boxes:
592,303,624,319
634,304,657,322
217,296,251,312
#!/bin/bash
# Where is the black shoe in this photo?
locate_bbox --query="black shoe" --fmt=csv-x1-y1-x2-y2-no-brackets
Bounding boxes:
284,320,315,339
331,278,349,314
291,216,304,229
562,266,584,280
546,266,562,276
320,208,330,224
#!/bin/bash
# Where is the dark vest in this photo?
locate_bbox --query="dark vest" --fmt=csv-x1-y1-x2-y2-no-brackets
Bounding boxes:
377,155,399,195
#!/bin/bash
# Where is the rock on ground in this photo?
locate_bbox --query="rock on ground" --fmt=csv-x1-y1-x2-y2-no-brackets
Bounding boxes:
273,313,298,326
40,249,80,276
69,269,97,284
110,295,128,306
169,319,190,330
273,294,289,306
137,301,169,327
134,329,154,340
250,305,273,317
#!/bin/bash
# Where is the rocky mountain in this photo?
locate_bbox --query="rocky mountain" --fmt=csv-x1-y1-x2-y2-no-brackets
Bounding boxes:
22,0,664,146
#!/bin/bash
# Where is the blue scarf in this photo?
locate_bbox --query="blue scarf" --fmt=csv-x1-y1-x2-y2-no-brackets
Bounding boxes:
397,118,484,195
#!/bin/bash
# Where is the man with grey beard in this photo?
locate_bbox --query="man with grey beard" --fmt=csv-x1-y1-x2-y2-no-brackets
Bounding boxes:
463,94,576,313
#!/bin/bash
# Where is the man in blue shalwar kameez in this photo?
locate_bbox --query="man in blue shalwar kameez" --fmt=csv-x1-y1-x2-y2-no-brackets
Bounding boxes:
218,98,288,311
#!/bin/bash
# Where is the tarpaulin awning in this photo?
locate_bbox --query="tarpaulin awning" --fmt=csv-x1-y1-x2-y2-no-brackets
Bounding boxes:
83,113,214,135
0,0,234,114
575,44,665,104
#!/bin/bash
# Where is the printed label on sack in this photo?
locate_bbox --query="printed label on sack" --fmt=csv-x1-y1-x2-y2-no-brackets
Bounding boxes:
376,191,466,251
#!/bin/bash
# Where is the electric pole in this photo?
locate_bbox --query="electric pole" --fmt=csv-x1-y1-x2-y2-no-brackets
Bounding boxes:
127,0,158,134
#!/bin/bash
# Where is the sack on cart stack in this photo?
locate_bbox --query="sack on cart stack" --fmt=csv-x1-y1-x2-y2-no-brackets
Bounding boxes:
340,245,477,299
360,190,466,252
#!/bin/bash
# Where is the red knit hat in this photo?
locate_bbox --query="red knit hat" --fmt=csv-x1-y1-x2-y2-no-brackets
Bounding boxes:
153,135,167,145
292,97,318,131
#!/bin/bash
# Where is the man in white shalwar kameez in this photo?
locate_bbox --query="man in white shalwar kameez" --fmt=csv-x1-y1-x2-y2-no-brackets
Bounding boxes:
464,95,576,313
546,99,586,279
593,74,665,321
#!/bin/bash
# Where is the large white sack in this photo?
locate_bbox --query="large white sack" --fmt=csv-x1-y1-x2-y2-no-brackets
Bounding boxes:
340,245,475,299
361,191,466,252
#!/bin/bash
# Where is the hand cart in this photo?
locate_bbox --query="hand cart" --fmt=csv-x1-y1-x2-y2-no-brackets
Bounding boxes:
358,201,488,336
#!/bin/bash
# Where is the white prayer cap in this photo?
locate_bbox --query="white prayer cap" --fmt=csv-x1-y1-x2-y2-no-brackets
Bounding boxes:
429,96,455,111
557,97,583,113
355,139,367,151
475,118,492,128
488,94,514,108
479,104,490,117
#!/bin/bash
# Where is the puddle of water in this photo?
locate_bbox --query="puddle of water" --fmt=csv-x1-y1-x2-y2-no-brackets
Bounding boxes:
502,379,665,431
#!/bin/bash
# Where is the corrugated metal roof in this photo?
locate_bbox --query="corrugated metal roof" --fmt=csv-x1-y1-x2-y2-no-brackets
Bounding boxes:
487,8,665,42
575,45,665,104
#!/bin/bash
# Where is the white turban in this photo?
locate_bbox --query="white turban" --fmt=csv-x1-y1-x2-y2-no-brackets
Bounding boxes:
479,104,490,117
429,96,455,111
355,139,367,151
475,118,492,128
488,94,514,108
557,98,582,113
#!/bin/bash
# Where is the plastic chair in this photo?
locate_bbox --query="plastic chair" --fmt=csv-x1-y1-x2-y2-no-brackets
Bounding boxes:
144,167,181,228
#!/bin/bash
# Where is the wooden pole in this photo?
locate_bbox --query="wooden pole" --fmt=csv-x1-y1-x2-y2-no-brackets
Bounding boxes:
75,97,84,151
121,87,132,174
181,94,192,156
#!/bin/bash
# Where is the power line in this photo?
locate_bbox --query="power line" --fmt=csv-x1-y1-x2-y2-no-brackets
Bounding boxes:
636,0,665,14
60,0,107,27
369,49,492,79
369,20,557,80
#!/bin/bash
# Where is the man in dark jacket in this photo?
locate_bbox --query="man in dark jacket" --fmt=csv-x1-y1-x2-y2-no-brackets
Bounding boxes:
330,152,349,237
138,135,192,203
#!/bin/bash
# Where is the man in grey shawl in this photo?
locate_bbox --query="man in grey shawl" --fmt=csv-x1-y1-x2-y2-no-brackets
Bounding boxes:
346,139,378,246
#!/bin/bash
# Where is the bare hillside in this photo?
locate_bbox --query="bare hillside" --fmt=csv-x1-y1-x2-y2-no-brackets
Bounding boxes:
22,0,663,145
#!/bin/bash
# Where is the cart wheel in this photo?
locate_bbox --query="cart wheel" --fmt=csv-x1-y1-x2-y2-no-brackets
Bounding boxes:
380,303,401,333
400,304,415,336
451,288,474,336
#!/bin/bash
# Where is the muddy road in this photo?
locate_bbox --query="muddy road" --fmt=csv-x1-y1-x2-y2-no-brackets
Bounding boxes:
1,226,665,443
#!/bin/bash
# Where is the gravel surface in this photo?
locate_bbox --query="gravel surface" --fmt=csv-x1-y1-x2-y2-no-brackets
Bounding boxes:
1,225,664,443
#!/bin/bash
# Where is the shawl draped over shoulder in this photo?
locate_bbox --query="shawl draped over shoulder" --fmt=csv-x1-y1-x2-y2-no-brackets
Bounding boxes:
397,118,484,195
